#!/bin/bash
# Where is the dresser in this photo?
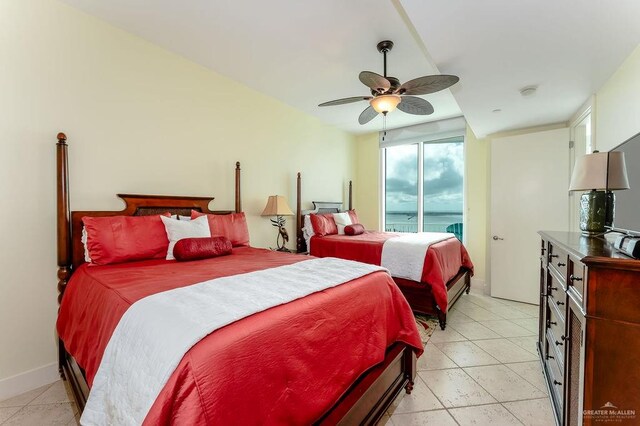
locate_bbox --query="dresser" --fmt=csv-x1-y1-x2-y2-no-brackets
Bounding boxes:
538,231,640,425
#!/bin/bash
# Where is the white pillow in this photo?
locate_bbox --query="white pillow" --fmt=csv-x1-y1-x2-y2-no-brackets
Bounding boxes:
303,215,315,250
161,215,211,260
332,212,353,235
81,227,92,263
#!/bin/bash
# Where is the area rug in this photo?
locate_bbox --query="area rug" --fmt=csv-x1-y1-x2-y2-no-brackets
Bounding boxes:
414,314,439,344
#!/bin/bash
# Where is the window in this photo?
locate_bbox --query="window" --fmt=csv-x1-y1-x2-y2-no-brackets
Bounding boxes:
383,137,464,240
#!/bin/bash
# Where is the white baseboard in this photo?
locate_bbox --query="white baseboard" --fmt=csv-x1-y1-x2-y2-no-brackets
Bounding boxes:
0,363,59,401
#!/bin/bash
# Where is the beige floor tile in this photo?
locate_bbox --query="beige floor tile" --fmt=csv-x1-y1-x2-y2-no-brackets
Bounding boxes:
463,364,547,402
479,319,536,338
473,338,539,363
449,403,522,425
417,343,458,371
446,309,476,325
464,293,509,310
0,384,53,408
484,305,534,319
505,361,548,393
0,406,22,423
393,376,443,414
511,318,540,333
509,303,540,317
419,368,496,408
3,402,76,426
433,341,500,367
30,381,73,406
390,409,458,426
429,327,467,343
455,304,503,321
450,321,502,340
507,335,539,356
503,398,555,425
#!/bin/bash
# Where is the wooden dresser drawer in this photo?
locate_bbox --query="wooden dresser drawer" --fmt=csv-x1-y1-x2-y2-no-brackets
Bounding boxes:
547,275,566,322
568,257,585,304
545,335,565,413
547,303,566,368
548,242,568,283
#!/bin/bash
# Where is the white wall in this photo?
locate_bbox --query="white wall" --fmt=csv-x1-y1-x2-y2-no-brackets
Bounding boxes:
596,45,640,151
0,0,356,396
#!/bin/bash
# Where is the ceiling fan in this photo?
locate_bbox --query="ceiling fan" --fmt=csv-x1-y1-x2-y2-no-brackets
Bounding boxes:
318,40,459,124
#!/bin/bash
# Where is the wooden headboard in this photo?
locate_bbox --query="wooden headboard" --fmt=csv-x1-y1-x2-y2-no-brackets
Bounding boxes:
295,172,352,253
55,132,242,303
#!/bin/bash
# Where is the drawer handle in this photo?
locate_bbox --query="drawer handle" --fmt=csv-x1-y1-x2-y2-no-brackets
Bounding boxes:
546,354,555,360
548,321,557,326
549,287,558,291
550,254,559,258
570,275,583,282
557,262,566,267
561,335,567,341
555,340,563,346
554,380,563,386
556,300,565,306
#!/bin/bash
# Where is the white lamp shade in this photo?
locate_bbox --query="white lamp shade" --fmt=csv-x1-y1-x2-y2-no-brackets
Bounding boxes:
569,151,630,191
261,195,294,216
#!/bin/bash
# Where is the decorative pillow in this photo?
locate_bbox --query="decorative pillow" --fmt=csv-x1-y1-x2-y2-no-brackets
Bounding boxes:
309,213,338,237
82,214,170,265
332,212,353,235
345,223,365,236
161,215,211,260
173,237,232,261
348,209,359,224
191,211,250,247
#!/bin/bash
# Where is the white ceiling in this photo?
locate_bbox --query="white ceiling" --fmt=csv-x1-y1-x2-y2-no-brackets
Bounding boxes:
59,0,640,137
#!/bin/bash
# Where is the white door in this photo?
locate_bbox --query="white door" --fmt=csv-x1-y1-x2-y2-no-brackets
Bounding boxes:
490,128,569,304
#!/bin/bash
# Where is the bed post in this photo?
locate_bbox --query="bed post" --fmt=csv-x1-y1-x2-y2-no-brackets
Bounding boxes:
296,172,304,253
235,161,241,213
56,133,71,305
348,180,353,211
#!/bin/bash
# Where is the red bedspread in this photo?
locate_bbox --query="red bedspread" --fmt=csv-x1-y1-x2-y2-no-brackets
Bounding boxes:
57,247,422,425
310,232,474,312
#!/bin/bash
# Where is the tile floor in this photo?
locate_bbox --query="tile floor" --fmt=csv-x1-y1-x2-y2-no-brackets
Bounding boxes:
0,290,554,425
381,289,555,425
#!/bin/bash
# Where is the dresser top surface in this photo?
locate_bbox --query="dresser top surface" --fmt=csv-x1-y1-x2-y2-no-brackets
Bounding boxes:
539,231,640,270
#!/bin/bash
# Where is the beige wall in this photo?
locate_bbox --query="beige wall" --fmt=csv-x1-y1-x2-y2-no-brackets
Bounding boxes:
464,128,489,284
354,133,380,230
595,45,640,151
0,0,356,391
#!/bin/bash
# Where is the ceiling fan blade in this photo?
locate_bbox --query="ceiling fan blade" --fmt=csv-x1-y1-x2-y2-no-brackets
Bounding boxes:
359,71,391,93
397,96,434,115
358,105,379,125
318,96,372,107
398,75,459,95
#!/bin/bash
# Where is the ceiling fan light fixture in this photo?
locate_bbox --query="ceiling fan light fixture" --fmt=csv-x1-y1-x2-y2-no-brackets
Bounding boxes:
370,94,401,114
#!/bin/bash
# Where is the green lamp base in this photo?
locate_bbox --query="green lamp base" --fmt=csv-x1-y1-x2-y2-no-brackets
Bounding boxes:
579,190,615,236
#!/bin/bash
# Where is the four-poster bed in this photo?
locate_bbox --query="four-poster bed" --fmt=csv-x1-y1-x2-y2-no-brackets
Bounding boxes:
54,133,421,425
295,172,473,330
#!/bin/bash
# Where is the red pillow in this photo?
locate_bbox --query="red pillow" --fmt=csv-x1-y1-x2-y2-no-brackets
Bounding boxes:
310,213,338,236
191,211,250,247
345,223,365,236
83,214,170,265
173,237,232,261
348,209,359,224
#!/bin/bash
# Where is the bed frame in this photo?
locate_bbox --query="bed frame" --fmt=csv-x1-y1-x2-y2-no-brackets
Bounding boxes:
295,172,471,330
55,133,416,424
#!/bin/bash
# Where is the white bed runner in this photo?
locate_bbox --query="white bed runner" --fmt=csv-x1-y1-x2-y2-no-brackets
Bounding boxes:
80,257,386,426
381,232,454,282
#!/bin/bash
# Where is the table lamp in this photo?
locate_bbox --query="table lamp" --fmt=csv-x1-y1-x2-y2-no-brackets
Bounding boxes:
569,151,629,236
261,195,294,251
